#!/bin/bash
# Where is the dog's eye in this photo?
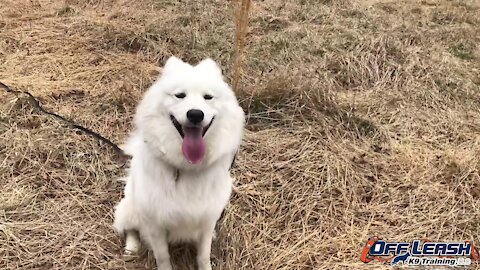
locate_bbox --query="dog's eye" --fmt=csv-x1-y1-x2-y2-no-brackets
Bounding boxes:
175,93,186,99
203,94,213,100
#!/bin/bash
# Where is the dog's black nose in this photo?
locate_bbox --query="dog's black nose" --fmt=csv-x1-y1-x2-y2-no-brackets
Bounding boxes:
186,109,204,124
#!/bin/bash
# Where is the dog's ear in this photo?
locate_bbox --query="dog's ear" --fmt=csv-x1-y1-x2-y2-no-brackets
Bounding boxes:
196,58,223,78
163,56,190,75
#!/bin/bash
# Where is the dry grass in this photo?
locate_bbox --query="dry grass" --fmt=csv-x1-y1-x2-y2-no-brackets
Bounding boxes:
1,0,480,269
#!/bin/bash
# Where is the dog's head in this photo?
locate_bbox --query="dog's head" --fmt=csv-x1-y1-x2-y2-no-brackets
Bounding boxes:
134,56,245,169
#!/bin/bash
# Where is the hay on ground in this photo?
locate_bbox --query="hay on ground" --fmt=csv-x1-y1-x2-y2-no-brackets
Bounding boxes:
1,0,480,269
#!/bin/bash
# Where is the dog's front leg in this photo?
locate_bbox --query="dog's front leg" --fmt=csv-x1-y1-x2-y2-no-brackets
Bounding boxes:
196,226,215,270
145,228,172,270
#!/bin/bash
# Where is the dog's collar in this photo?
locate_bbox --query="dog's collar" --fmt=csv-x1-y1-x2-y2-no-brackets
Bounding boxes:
168,156,237,182
174,168,180,182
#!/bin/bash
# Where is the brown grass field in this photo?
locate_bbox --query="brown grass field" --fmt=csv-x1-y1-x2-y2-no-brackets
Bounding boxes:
1,0,480,269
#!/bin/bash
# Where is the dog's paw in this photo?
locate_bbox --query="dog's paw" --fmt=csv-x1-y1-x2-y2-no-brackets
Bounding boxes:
124,248,138,256
198,262,212,270
124,230,141,255
122,245,140,262
197,257,212,270
121,252,138,262
156,261,173,270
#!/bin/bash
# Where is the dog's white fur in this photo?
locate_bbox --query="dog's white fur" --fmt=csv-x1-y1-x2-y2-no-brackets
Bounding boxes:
113,56,245,270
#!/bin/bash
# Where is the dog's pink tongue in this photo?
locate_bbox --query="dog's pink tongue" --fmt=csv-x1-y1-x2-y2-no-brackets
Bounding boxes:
182,127,206,164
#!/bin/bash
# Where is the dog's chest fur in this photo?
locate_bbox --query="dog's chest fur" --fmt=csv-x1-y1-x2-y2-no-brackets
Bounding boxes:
130,144,233,242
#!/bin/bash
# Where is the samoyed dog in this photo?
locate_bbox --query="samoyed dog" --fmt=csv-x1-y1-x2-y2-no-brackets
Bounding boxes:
113,56,245,270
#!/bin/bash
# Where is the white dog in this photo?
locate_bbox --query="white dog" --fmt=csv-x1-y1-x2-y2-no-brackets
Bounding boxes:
113,56,245,270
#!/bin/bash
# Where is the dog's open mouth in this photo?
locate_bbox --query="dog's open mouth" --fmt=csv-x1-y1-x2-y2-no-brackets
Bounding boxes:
170,115,214,164
169,115,213,138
